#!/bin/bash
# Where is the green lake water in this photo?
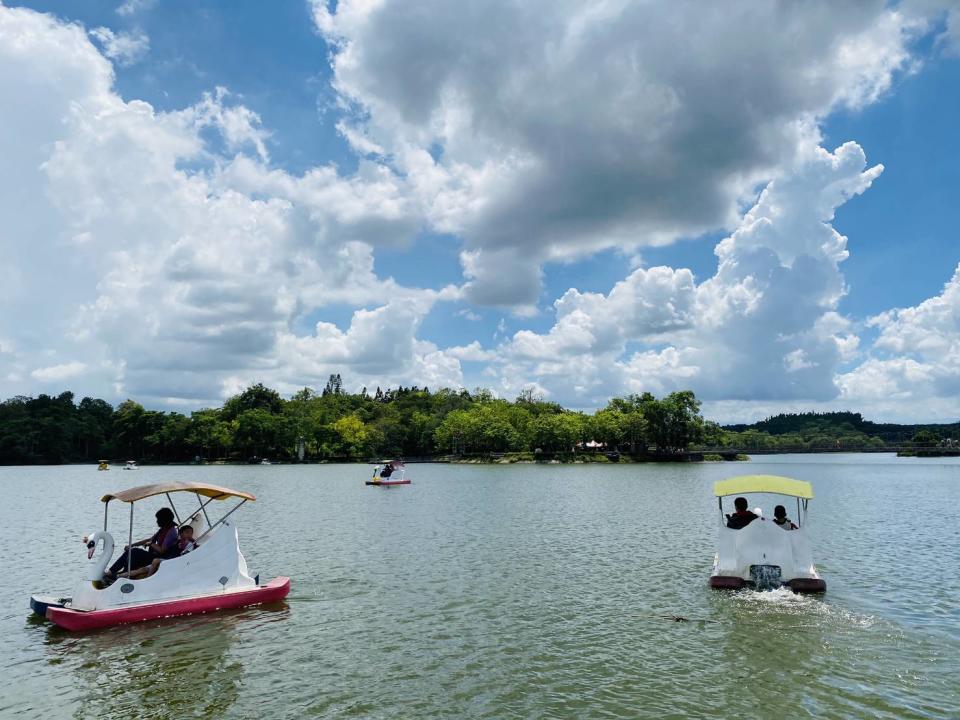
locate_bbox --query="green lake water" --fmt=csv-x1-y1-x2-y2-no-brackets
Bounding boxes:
1,454,958,718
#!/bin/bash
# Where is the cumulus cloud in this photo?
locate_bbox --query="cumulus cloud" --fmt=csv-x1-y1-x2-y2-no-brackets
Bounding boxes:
837,264,960,414
478,142,883,408
2,1,957,424
0,5,454,405
89,26,149,66
313,0,920,305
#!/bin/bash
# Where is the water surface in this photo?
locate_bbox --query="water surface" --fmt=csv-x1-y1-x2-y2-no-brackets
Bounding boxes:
1,454,957,718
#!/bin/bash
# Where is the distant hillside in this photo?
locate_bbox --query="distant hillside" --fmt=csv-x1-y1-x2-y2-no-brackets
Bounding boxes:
723,412,960,443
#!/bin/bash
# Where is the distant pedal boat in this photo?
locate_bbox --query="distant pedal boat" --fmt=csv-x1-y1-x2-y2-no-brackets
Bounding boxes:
367,460,411,486
709,475,826,593
30,481,290,630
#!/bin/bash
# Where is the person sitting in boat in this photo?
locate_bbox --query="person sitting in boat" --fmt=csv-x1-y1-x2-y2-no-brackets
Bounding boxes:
726,497,759,529
772,505,798,530
118,524,197,580
177,524,198,554
103,507,179,581
380,462,394,479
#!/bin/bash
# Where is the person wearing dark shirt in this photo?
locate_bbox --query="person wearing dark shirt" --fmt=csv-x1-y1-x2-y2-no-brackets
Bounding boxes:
726,496,759,529
104,507,179,580
380,462,394,479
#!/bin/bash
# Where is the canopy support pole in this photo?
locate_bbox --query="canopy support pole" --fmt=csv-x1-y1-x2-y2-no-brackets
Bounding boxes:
103,500,109,532
165,493,182,526
126,502,134,575
196,499,247,544
196,494,214,528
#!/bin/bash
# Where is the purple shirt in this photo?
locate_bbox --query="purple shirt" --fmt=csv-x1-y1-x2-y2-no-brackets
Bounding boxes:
150,525,179,557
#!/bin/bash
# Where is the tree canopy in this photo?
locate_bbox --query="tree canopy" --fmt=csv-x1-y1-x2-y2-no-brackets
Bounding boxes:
1,376,953,464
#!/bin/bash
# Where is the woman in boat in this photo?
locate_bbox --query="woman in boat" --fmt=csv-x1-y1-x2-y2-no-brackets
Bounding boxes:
118,524,197,580
380,462,394,479
103,507,179,581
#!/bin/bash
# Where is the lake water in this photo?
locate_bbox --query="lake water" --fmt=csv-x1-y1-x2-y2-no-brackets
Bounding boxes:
1,454,958,719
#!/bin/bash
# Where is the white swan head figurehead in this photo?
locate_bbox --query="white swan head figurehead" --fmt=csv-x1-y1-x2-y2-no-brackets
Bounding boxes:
84,530,115,582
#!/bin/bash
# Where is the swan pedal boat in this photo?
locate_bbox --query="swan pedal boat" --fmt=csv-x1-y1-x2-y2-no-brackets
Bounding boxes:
710,475,826,593
30,481,290,631
367,461,411,486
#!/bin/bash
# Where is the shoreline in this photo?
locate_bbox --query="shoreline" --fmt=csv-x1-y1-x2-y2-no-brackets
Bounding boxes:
9,448,960,468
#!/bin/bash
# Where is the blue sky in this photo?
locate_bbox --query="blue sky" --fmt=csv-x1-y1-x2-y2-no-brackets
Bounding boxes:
1,1,959,422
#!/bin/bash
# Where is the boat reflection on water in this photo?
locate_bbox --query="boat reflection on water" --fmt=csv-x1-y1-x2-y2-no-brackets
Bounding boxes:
43,605,289,719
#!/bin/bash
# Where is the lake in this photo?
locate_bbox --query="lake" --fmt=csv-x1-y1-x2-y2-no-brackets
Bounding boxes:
1,454,958,718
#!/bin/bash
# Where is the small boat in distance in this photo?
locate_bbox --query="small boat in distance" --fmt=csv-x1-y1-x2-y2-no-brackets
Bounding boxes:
123,460,138,470
709,475,826,593
97,460,110,471
366,460,411,486
30,481,290,630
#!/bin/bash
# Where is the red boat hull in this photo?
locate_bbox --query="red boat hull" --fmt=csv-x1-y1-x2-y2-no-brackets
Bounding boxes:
365,480,411,486
45,577,290,631
709,575,826,593
709,575,746,590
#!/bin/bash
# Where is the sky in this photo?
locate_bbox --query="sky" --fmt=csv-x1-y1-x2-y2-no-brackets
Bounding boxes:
1,0,959,423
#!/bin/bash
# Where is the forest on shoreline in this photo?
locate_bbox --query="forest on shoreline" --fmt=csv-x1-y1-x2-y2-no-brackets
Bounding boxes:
0,376,957,465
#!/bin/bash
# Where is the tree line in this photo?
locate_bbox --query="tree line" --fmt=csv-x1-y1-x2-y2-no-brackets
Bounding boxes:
2,379,952,465
0,378,708,464
721,411,960,451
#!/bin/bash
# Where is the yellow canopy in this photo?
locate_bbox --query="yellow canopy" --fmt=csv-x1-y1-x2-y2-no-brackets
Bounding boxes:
713,475,813,499
102,482,256,504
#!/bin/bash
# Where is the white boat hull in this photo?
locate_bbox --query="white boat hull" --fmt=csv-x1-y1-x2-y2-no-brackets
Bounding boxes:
710,520,825,592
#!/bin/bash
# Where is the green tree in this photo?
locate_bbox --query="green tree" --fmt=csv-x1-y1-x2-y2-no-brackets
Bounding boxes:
911,429,940,447
332,414,374,457
233,409,283,458
531,412,584,452
587,409,626,449
639,391,704,453
221,383,283,421
113,399,148,459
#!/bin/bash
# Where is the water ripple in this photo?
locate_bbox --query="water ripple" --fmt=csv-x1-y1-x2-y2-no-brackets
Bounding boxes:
1,459,959,718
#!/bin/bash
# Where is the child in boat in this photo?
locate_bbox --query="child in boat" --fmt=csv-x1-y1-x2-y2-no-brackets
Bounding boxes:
773,505,798,530
118,525,198,580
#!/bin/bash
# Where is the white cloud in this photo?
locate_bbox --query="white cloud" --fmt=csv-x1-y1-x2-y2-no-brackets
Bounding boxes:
481,142,884,408
835,264,960,415
89,26,149,66
456,309,481,322
2,2,957,425
445,341,496,362
313,0,921,306
0,5,443,406
31,361,88,382
116,0,156,17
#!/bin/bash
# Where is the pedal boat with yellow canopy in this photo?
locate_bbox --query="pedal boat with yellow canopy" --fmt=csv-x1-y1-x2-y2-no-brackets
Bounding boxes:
710,475,826,593
30,481,290,630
